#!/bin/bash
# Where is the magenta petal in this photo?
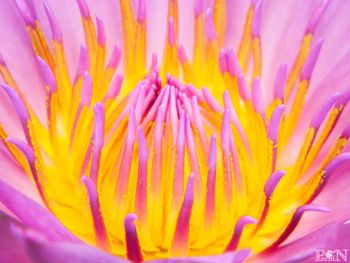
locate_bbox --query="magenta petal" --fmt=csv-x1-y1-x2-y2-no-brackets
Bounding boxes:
0,212,32,263
22,232,129,263
148,249,250,263
0,179,78,242
252,221,350,263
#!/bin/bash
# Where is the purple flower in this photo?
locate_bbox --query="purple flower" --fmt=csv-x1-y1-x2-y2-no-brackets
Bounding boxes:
0,0,350,262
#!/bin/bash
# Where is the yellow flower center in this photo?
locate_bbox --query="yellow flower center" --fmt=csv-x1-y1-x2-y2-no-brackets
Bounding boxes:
0,0,347,261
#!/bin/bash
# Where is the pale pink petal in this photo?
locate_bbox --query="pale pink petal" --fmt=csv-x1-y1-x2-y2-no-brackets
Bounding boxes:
0,147,42,207
0,0,45,129
251,221,350,263
224,0,251,50
286,166,350,244
260,0,320,102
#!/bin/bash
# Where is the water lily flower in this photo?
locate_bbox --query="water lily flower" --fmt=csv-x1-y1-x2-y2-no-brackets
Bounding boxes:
1,0,350,262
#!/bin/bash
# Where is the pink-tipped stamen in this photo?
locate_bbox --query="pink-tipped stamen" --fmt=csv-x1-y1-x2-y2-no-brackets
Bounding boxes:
273,63,287,101
1,85,31,144
96,17,106,46
37,56,57,93
254,170,286,233
251,0,262,39
76,0,91,18
226,216,257,251
168,18,176,46
135,127,148,221
74,46,89,84
205,135,217,225
252,78,266,121
6,138,45,202
306,0,330,34
171,174,194,255
44,1,62,42
300,38,324,81
226,49,241,78
219,49,228,73
221,110,233,201
107,43,121,69
15,0,36,27
264,204,329,252
310,93,339,131
308,153,350,203
205,9,217,42
267,105,285,172
104,74,123,101
237,74,251,101
178,45,188,64
124,214,143,262
203,87,224,113
136,0,146,24
173,111,186,207
90,103,105,184
194,0,204,17
82,175,110,250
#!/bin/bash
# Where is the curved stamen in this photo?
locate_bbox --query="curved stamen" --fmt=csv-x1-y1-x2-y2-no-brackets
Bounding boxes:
124,214,143,262
171,174,194,256
308,153,350,203
254,170,286,233
1,85,31,144
264,204,329,252
6,138,46,203
226,216,257,251
82,175,110,250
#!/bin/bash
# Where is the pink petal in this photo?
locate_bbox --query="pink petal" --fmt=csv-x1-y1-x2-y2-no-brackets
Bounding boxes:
0,212,128,263
260,0,319,101
148,249,250,263
224,0,251,50
0,178,78,242
251,221,350,263
0,212,33,263
286,166,350,244
22,230,129,263
0,147,42,207
0,0,45,132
